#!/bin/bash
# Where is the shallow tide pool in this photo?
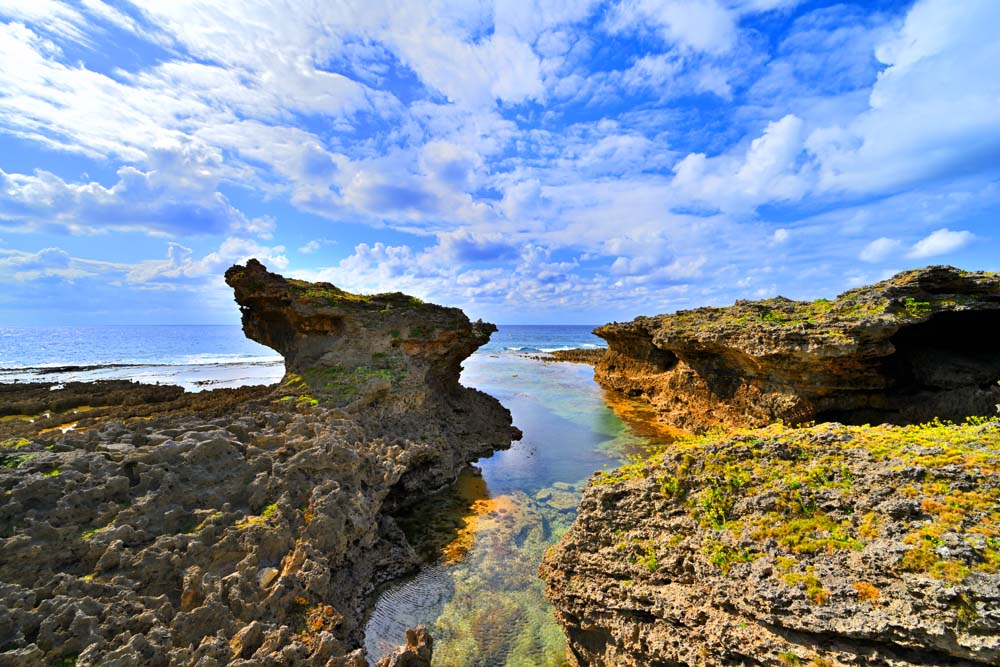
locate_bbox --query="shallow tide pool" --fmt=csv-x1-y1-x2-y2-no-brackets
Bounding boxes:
364,353,675,666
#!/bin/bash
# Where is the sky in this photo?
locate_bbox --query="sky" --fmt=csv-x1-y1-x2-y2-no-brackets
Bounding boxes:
0,0,998,325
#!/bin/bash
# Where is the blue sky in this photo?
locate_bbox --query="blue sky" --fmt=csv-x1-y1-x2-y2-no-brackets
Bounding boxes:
0,0,997,325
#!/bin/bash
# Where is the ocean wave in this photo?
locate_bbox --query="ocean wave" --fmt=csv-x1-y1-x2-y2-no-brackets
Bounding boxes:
0,357,284,374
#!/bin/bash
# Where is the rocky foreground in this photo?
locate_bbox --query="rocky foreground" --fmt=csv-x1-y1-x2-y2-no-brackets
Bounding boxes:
595,266,1000,431
541,420,1000,666
0,261,518,666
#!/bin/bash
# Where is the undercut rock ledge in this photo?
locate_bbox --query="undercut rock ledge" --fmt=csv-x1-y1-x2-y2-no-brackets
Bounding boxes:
594,266,1000,432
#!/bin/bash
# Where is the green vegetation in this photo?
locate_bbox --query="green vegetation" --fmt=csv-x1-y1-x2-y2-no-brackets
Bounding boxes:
900,297,933,318
593,418,1000,587
300,361,406,400
81,525,113,541
236,502,280,530
0,452,37,468
1,438,32,449
782,565,830,605
778,650,804,666
703,540,758,574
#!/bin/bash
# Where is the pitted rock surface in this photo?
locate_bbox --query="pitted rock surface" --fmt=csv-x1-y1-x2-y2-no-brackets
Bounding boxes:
541,422,1000,667
0,264,518,666
595,266,1000,431
226,259,496,409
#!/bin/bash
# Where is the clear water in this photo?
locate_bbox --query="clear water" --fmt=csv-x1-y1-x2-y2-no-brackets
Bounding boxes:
364,352,670,667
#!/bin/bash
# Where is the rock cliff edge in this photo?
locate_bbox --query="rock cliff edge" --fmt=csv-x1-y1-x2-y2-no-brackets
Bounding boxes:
594,266,1000,431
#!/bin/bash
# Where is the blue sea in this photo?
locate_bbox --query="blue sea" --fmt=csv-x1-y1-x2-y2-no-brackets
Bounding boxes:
0,325,605,390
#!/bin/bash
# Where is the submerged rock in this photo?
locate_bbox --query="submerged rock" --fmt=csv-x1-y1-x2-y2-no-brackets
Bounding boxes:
541,421,1000,667
0,260,518,666
595,266,1000,431
374,626,432,667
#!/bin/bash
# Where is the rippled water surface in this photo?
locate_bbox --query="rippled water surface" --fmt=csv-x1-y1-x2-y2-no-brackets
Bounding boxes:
364,352,674,666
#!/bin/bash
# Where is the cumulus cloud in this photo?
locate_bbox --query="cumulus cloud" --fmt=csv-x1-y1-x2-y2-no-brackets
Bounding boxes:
672,114,809,210
1,0,998,322
859,237,901,263
0,162,251,237
907,228,975,259
607,0,739,55
806,0,1000,194
298,239,336,254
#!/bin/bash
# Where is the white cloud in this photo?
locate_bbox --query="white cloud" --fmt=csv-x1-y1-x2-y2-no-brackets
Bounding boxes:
672,114,808,210
0,157,251,237
608,0,738,55
298,238,336,254
806,0,1000,194
859,237,901,262
907,228,975,259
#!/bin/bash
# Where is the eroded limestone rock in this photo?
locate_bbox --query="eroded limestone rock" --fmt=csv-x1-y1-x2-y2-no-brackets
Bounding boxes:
226,259,495,409
0,262,518,666
595,266,1000,431
541,421,1000,667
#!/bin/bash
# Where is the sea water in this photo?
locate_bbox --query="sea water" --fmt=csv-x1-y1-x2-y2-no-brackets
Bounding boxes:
0,325,603,391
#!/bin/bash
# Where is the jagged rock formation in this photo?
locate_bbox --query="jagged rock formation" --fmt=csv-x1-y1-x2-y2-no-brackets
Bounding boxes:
374,627,432,667
541,421,1000,667
528,349,607,365
595,266,1000,431
226,259,494,410
0,263,518,666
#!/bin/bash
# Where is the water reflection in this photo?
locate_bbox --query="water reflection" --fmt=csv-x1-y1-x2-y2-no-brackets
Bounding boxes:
364,353,674,666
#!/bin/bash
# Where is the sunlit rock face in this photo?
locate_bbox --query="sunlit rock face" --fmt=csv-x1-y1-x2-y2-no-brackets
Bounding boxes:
542,421,1000,667
226,258,497,409
595,266,1000,431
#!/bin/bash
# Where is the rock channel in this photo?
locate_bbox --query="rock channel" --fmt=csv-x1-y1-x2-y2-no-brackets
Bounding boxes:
0,260,518,666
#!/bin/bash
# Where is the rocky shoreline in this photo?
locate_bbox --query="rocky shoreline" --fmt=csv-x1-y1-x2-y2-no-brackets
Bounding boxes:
542,266,1000,666
593,266,1000,432
525,349,607,365
0,261,518,666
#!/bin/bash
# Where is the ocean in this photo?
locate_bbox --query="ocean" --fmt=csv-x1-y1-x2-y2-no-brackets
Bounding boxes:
0,324,605,391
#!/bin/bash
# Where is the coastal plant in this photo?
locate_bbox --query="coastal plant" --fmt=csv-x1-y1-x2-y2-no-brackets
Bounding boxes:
81,525,113,541
852,581,880,603
703,539,757,574
782,566,830,605
0,452,36,468
900,297,933,318
236,502,280,530
778,651,803,666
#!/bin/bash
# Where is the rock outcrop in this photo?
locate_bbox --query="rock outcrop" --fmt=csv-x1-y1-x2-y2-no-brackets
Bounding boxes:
541,421,1000,666
226,259,494,410
0,262,518,666
595,266,1000,431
